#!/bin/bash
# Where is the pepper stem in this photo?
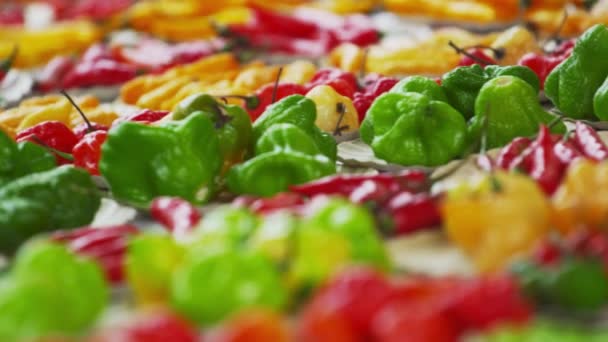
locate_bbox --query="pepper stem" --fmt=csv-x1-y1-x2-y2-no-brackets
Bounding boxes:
333,102,349,136
448,41,495,66
271,67,284,104
60,90,94,133
0,45,18,72
461,44,505,60
216,95,260,110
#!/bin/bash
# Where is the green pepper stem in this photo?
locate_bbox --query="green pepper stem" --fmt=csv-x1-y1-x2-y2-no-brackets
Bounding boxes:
215,95,260,110
60,90,94,133
271,67,284,104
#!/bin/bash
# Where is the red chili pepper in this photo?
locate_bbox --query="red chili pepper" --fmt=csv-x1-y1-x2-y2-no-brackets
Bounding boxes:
81,43,114,63
0,5,24,25
113,109,171,126
289,170,428,198
457,49,497,67
248,83,307,122
353,92,374,123
16,121,78,164
553,138,583,165
496,137,532,170
60,0,132,20
329,15,380,47
0,45,18,82
73,122,109,141
150,197,202,238
517,53,565,89
250,6,321,40
51,224,139,284
62,59,137,89
73,130,107,175
248,192,305,214
528,125,565,195
307,68,359,98
550,39,575,57
384,191,442,235
572,121,608,162
35,56,76,92
354,75,399,122
349,180,393,204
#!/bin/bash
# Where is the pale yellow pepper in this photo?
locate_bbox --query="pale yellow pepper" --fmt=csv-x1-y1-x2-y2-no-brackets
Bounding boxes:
442,172,551,272
17,98,72,131
282,60,317,85
306,85,359,135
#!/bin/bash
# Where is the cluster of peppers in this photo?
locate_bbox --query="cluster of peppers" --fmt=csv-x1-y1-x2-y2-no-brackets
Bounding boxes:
219,6,380,57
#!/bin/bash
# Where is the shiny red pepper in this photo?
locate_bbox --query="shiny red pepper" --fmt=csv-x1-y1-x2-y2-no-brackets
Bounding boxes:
62,59,137,89
353,92,374,123
51,224,139,284
385,191,442,235
35,56,76,92
248,192,305,214
354,74,399,122
72,130,107,175
82,43,114,63
113,109,170,126
329,15,380,47
16,121,78,164
73,122,109,141
458,49,497,67
289,170,428,198
306,68,359,98
528,125,565,195
250,6,321,40
572,121,608,162
553,138,583,165
0,45,17,83
150,197,201,238
248,83,307,122
496,137,532,170
518,53,566,89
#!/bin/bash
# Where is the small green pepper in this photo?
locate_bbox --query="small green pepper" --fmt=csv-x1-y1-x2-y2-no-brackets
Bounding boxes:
469,76,565,149
545,24,608,119
173,94,253,168
191,206,259,248
593,76,608,120
171,249,287,325
360,92,467,167
0,166,100,253
252,95,337,160
227,123,336,197
390,75,448,102
441,64,540,119
0,129,55,187
100,112,222,205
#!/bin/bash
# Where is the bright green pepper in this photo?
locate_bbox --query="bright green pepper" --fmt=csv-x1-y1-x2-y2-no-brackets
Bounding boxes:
0,130,55,187
390,75,448,102
593,76,608,121
360,92,467,167
227,123,336,197
545,24,608,119
191,206,259,249
441,64,540,119
486,321,608,342
171,249,287,325
100,112,222,205
469,76,565,149
252,95,337,160
0,242,107,339
0,166,100,253
173,94,253,168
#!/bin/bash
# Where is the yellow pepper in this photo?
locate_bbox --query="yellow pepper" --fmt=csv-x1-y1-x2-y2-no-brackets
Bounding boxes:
135,77,194,110
491,26,541,66
282,60,317,85
442,171,551,272
70,107,119,128
551,160,608,234
232,63,281,91
17,98,72,131
306,85,359,135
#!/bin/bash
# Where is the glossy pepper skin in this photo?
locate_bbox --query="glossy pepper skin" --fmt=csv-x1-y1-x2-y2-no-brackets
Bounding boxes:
173,94,253,169
72,130,107,176
99,112,222,206
0,166,100,253
16,121,78,164
468,76,565,150
227,123,336,197
360,92,467,167
0,129,55,186
593,76,608,121
253,95,337,161
390,75,448,102
545,24,608,119
441,64,540,119
443,171,551,272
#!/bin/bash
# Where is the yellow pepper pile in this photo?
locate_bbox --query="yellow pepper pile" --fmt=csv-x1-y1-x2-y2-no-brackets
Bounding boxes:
0,95,121,139
120,53,318,112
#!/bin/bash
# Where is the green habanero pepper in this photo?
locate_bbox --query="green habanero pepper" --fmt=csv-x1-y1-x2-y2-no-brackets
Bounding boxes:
100,112,222,206
173,94,253,168
227,123,336,197
360,92,467,167
545,24,608,119
442,64,540,119
469,76,565,149
0,130,55,187
593,76,608,121
0,166,100,253
390,75,448,102
252,95,337,160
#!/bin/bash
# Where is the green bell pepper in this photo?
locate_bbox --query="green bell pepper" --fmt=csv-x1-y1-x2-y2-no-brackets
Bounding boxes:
390,75,448,102
227,123,336,197
469,76,565,149
0,242,108,340
172,93,253,167
252,95,337,160
441,64,540,119
360,92,467,167
545,24,608,119
0,166,100,253
0,130,55,187
100,112,222,205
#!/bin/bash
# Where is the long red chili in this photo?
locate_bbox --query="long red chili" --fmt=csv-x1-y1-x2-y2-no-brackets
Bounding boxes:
528,125,565,195
572,121,608,162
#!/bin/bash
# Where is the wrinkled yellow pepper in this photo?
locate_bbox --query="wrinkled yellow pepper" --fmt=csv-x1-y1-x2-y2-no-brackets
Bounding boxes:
442,171,551,272
306,85,359,135
551,160,608,234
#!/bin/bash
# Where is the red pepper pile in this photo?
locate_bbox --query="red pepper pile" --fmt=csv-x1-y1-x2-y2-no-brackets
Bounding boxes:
299,267,531,341
533,230,608,269
0,0,131,25
493,122,608,194
518,39,575,89
222,6,380,58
